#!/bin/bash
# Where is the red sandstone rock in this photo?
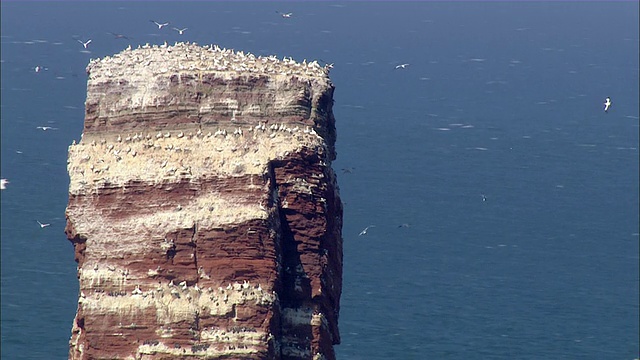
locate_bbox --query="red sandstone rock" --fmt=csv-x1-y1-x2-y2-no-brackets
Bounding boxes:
65,43,341,360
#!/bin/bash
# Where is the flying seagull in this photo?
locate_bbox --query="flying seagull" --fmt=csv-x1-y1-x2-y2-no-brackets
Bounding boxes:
481,194,487,202
37,220,51,228
604,97,611,113
172,27,188,35
150,20,170,29
0,178,8,190
358,225,375,236
395,63,410,69
107,32,130,40
276,11,293,18
77,39,92,49
36,126,58,131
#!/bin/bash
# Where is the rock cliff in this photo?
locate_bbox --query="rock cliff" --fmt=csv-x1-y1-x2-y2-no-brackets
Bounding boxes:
64,42,342,360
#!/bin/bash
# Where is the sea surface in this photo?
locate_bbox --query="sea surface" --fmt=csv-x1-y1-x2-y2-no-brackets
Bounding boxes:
1,2,638,359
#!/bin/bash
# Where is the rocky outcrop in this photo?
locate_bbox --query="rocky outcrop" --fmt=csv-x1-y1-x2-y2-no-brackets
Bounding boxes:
64,42,342,360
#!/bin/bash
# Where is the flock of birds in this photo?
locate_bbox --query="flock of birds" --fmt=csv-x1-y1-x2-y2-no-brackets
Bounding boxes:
68,13,294,53
70,20,190,53
6,11,301,231
3,10,616,237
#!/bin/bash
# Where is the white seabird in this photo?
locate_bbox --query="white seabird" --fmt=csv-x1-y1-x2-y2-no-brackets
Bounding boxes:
172,27,187,35
0,178,8,190
36,126,58,131
395,63,410,69
604,97,611,113
358,225,375,236
37,220,51,228
77,39,92,49
276,11,293,18
151,20,170,29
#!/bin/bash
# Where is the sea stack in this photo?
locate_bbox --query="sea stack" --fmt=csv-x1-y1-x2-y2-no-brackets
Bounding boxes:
64,42,343,360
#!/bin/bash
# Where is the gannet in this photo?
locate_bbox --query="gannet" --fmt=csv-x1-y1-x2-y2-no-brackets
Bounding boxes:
172,27,188,35
395,63,410,69
358,225,375,236
37,220,51,228
77,39,92,49
107,32,130,40
481,194,487,202
276,11,293,18
150,20,170,29
604,97,611,113
36,126,58,131
0,178,8,190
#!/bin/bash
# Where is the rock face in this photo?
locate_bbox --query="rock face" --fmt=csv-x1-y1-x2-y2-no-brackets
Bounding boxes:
64,42,342,360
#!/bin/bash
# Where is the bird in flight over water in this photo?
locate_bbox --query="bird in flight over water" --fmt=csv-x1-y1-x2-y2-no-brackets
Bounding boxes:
36,126,58,131
107,32,131,40
150,20,170,29
77,39,92,49
172,27,188,35
37,220,51,228
604,97,611,113
359,225,375,236
276,11,293,18
0,179,8,190
395,63,410,69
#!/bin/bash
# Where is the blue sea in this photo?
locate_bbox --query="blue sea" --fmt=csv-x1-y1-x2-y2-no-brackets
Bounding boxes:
1,2,638,359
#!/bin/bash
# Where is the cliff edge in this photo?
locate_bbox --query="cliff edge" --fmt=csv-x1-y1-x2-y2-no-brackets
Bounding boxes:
64,42,343,360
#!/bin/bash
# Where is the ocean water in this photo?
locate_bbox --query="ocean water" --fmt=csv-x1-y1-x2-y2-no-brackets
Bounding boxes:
1,2,638,359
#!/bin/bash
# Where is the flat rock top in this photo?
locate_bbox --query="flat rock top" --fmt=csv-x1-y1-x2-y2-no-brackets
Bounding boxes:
87,42,332,82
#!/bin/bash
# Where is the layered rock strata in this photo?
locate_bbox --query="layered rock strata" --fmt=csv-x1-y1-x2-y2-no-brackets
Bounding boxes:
64,42,342,360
